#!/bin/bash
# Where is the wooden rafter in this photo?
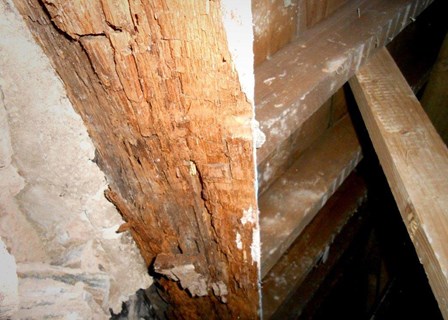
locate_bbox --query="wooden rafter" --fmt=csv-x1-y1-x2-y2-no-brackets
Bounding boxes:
350,48,448,318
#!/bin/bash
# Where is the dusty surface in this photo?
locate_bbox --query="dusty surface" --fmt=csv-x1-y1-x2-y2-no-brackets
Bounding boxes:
12,0,260,317
0,238,18,318
0,0,151,317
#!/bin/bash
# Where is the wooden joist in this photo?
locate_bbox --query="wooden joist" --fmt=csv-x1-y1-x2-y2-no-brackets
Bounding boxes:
259,115,362,277
349,48,448,318
256,0,433,192
252,0,349,67
262,173,367,318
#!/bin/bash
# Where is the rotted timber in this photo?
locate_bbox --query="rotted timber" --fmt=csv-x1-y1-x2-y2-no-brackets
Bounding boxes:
14,1,259,318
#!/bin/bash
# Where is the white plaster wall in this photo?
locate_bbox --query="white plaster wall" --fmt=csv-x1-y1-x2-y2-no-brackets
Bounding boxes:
0,0,151,318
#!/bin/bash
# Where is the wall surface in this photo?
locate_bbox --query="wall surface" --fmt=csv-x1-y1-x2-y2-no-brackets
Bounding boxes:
0,0,151,318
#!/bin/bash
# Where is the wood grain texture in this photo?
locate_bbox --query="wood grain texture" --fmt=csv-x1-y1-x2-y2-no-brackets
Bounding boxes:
297,0,348,34
252,0,299,67
257,96,331,195
262,173,367,318
252,0,349,66
259,115,362,277
14,1,259,318
350,48,448,318
258,86,349,195
256,0,434,176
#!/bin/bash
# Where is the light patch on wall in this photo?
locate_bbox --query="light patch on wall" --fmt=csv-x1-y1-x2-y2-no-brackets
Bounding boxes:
221,0,255,104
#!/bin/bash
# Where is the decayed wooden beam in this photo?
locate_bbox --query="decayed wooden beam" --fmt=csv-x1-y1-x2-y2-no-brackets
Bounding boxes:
349,48,448,318
13,1,259,318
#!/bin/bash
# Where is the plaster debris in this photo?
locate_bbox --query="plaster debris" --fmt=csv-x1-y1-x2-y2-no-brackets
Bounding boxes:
322,56,347,73
236,232,243,250
241,206,256,225
156,264,208,297
189,160,197,176
263,76,276,85
0,2,152,317
211,281,228,303
254,120,266,148
251,225,261,265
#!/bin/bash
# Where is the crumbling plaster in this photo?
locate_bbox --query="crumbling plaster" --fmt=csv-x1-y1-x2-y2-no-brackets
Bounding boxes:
0,0,151,318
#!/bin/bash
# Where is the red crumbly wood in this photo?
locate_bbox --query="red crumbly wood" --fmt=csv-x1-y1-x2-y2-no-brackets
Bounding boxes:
14,1,259,318
350,48,448,318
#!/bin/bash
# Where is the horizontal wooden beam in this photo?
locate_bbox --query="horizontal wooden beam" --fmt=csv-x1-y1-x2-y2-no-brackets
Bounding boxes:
349,48,448,318
262,173,367,318
255,0,434,191
259,115,361,276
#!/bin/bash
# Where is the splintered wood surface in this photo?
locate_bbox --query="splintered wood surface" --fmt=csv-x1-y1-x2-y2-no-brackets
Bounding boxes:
256,0,434,171
262,173,367,319
259,115,362,277
14,1,259,318
350,48,448,318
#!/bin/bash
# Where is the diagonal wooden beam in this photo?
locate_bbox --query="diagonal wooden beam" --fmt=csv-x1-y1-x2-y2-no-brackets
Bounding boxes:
350,48,448,318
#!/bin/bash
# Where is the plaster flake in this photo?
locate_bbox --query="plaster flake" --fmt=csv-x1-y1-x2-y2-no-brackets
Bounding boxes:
241,206,256,225
251,224,261,265
322,56,347,73
236,232,243,250
157,264,208,297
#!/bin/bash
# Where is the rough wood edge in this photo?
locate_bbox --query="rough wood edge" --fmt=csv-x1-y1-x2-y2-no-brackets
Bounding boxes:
350,48,448,318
